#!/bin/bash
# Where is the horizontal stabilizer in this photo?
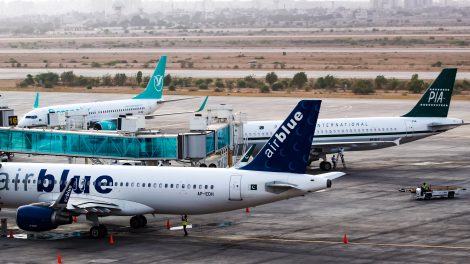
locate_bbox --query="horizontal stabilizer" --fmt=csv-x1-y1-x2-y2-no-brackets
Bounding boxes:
317,172,346,181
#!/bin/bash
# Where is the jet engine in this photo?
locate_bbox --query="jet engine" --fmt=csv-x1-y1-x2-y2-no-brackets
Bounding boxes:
16,205,73,232
93,120,117,130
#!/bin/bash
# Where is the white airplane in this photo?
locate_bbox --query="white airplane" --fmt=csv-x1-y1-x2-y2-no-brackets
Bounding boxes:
17,56,207,130
0,100,344,238
244,69,465,171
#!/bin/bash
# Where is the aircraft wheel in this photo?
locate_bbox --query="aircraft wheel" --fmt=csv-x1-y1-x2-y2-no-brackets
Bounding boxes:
319,161,332,171
90,225,107,239
448,192,455,199
99,224,108,237
137,215,147,227
130,216,141,229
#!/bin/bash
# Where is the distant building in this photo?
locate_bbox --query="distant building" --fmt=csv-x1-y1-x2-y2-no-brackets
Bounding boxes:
371,0,399,9
404,0,434,9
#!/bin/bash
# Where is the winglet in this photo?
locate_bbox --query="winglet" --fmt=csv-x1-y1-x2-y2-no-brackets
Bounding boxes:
196,96,209,112
51,178,76,209
33,92,39,109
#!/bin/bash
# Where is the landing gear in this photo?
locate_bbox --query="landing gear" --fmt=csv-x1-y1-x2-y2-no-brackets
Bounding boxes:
319,161,332,171
89,224,108,239
130,215,147,229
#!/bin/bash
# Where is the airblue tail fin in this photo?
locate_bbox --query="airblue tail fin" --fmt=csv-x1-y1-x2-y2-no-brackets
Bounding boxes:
239,100,321,174
402,68,456,118
133,55,167,100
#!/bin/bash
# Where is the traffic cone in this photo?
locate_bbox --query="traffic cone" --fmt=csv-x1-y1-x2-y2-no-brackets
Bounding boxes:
343,233,348,244
108,234,114,245
72,216,78,223
57,255,62,264
8,230,13,239
245,207,250,213
166,219,171,230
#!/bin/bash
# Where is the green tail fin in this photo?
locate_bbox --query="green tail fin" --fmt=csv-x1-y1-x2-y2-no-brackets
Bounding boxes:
33,92,39,109
402,68,457,118
133,55,167,100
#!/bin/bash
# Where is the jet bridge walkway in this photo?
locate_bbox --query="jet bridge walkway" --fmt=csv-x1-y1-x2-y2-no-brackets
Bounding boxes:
0,125,231,161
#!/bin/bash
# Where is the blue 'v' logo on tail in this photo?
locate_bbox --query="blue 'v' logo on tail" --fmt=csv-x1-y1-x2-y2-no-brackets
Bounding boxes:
133,55,167,100
240,100,321,174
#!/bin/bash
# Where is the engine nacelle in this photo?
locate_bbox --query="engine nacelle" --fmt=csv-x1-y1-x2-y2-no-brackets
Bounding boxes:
93,120,117,130
16,205,72,232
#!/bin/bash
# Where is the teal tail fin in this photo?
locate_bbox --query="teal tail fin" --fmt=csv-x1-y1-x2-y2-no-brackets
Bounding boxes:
33,92,39,109
133,55,167,100
402,68,457,118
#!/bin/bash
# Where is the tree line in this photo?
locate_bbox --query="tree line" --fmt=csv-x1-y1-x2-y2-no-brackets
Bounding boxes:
18,71,470,95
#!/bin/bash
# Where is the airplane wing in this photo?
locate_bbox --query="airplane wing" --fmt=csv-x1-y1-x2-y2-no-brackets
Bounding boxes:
146,96,208,119
312,139,400,152
66,197,121,215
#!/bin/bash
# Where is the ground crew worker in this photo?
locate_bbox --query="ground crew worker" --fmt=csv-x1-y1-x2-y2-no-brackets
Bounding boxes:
331,155,337,170
421,182,430,192
182,214,189,236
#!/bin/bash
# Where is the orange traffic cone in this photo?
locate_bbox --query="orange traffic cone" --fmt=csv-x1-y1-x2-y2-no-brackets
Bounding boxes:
72,216,78,223
245,207,250,213
108,234,115,245
57,255,62,264
343,233,348,244
166,219,171,230
8,230,13,239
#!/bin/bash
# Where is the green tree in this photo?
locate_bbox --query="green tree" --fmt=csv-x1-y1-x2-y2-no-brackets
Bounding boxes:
101,74,112,86
259,85,270,93
35,72,59,88
374,75,388,89
24,74,35,86
271,82,284,91
265,72,278,86
352,79,375,95
60,71,76,86
136,71,143,86
237,79,246,88
113,73,127,86
164,74,172,87
292,72,308,89
407,74,425,93
215,79,225,89
388,78,400,92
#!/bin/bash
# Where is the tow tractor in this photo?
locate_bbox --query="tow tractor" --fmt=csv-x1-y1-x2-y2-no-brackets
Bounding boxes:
399,185,466,200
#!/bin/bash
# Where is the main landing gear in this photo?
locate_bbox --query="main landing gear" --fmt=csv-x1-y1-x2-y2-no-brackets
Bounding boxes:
319,161,332,171
89,224,108,239
130,215,147,229
87,214,109,239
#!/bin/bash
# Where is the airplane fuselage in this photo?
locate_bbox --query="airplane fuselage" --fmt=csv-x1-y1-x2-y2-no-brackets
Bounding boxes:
244,116,463,153
18,99,161,128
0,163,328,215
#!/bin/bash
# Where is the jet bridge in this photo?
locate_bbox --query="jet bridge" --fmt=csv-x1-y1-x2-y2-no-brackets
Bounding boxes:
0,105,244,167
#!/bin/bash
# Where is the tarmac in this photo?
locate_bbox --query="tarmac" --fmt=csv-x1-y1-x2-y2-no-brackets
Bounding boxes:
1,91,470,263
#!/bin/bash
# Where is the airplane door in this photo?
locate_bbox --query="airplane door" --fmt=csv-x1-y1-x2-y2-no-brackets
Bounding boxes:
229,175,242,201
405,120,414,137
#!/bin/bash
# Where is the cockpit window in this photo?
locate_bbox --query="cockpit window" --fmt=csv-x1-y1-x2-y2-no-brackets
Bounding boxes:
25,115,38,119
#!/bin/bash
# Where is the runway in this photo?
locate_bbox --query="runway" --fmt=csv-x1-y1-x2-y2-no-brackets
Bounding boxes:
0,92,470,263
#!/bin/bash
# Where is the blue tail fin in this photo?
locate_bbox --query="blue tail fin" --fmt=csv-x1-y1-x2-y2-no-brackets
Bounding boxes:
133,55,167,100
239,100,321,174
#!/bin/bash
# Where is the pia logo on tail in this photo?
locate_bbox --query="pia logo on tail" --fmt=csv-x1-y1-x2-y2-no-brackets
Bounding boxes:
428,90,445,104
153,75,164,92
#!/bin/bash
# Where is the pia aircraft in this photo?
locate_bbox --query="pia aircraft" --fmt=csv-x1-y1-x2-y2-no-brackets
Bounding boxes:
17,56,206,130
244,69,464,171
0,100,344,238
